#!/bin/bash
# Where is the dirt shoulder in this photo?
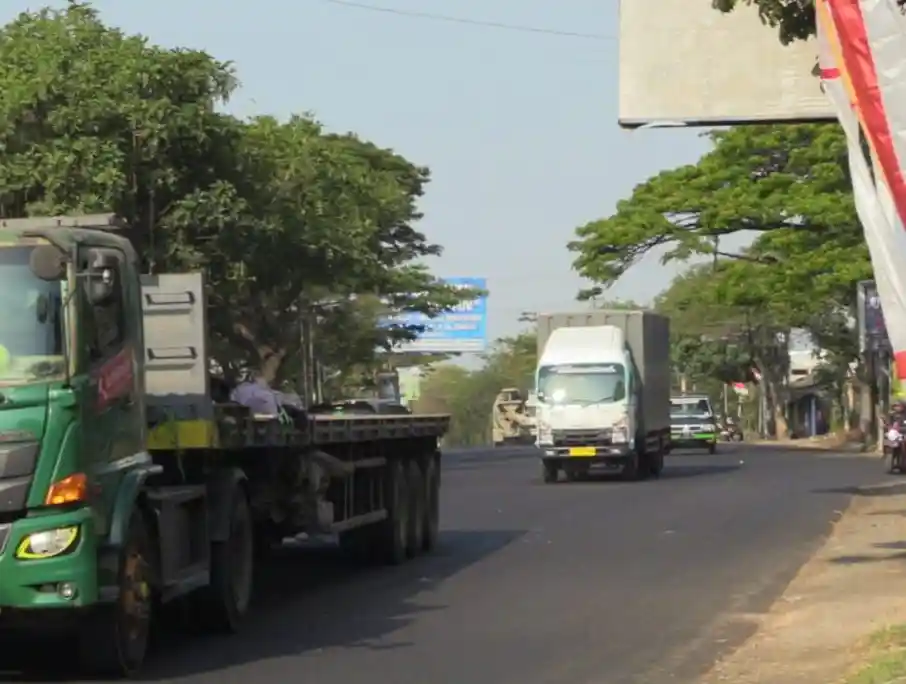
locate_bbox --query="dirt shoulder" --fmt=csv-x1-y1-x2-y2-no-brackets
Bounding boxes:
698,481,906,684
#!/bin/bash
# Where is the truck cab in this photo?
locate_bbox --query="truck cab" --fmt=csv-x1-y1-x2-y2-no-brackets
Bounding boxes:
0,217,150,635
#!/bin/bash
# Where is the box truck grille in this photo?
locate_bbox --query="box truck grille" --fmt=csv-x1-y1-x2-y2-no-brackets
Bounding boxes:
552,429,613,447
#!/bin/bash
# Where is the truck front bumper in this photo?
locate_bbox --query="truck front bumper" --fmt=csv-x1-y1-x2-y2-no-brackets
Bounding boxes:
0,507,99,620
670,433,717,449
540,444,633,466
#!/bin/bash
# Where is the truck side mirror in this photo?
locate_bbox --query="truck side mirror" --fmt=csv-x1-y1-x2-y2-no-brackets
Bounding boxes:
29,245,66,281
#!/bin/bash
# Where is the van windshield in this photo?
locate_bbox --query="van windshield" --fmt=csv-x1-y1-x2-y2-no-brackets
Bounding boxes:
0,245,66,384
538,363,626,405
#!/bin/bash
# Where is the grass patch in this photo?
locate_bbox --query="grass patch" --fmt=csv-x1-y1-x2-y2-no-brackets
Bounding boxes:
846,625,906,683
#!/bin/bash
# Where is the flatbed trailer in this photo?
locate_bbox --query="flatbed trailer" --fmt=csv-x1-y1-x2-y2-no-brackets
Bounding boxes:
0,215,450,677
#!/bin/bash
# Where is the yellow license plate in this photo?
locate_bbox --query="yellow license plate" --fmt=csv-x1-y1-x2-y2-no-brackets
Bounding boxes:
568,447,596,457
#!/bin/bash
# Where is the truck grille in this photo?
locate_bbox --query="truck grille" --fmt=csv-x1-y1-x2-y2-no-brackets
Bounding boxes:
552,429,613,447
0,440,38,514
671,425,711,434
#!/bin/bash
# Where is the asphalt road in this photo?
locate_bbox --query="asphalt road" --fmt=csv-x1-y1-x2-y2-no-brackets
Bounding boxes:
29,445,890,683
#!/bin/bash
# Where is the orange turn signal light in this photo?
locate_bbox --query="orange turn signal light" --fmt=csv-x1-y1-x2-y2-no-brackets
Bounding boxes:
45,473,88,505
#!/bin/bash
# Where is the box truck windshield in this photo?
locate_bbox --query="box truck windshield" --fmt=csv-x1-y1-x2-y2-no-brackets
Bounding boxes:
538,363,626,405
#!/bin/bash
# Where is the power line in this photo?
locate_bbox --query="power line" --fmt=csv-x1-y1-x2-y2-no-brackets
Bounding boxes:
317,0,612,41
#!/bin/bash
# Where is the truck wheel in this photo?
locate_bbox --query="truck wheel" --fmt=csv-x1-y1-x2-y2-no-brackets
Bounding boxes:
421,455,440,552
621,452,641,481
79,509,153,677
406,460,425,557
649,447,664,478
195,486,254,633
541,460,558,483
708,443,717,455
378,460,410,564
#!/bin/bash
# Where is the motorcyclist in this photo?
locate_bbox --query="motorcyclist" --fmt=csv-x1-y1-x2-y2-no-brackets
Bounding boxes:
889,400,906,429
885,400,906,473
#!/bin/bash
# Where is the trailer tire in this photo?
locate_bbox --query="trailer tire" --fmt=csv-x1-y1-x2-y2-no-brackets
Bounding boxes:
194,485,254,634
79,509,153,678
421,456,440,552
406,461,426,557
378,460,409,564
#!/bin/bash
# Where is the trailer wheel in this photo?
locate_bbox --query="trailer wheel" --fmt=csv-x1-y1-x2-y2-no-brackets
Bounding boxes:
406,461,425,557
421,455,440,552
195,485,254,633
378,460,409,564
79,509,153,678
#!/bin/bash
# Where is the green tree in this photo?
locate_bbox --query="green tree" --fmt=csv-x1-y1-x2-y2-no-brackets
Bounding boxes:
571,124,871,435
0,3,472,386
713,0,906,46
712,0,816,45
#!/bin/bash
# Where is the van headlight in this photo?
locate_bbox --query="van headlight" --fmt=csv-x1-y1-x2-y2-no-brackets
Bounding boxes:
16,526,80,560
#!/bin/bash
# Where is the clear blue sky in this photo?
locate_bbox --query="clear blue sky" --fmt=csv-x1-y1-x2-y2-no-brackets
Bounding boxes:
19,0,732,342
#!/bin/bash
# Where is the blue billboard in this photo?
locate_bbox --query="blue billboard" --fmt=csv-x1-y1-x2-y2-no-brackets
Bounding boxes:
386,277,488,353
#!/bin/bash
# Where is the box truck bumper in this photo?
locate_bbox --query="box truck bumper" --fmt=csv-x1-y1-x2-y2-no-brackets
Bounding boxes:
540,445,634,466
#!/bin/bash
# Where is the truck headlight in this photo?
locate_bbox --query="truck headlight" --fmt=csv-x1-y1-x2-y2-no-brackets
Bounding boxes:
612,427,629,443
537,423,553,444
16,526,80,560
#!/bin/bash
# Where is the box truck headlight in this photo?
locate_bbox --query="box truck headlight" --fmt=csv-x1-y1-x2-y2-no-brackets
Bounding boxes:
16,526,80,560
612,416,630,444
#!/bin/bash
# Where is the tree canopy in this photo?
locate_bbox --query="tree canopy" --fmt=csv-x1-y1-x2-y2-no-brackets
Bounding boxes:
571,122,872,436
0,3,473,385
712,0,906,46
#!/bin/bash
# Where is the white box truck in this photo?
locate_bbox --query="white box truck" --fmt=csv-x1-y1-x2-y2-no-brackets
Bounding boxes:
534,311,671,483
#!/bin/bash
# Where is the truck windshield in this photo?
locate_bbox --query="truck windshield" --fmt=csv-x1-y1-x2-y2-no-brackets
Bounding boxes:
671,400,712,417
538,363,626,404
0,246,65,384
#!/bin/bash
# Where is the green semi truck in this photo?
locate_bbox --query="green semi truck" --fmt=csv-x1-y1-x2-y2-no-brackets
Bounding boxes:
0,215,450,676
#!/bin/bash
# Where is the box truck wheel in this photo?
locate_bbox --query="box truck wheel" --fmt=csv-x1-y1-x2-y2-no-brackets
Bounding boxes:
79,508,153,677
621,451,642,481
194,484,254,633
648,445,664,478
406,460,425,557
421,455,440,552
541,459,559,483
378,460,410,564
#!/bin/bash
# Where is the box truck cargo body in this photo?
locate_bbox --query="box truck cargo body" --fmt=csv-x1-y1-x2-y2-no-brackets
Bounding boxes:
534,311,671,482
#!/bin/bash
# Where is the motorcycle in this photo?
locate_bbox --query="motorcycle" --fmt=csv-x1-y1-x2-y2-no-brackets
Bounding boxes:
720,419,744,442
